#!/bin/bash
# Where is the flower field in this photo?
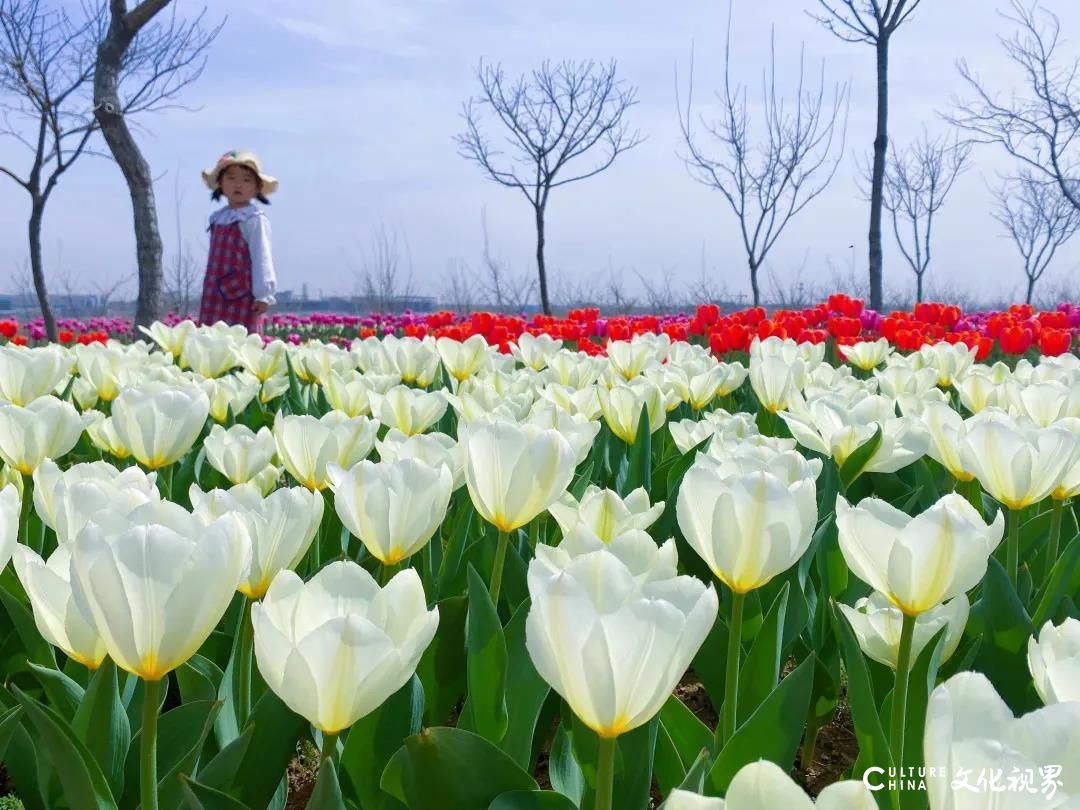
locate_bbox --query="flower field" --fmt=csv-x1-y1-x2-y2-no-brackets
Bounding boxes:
0,298,1077,809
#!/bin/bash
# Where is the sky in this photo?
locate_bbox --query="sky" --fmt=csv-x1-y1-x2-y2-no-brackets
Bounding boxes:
2,0,1080,309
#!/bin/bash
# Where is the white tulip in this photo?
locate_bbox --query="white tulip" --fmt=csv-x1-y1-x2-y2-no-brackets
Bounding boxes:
204,424,278,486
368,385,448,436
548,485,664,541
461,417,577,533
0,345,73,406
252,562,439,732
329,458,452,565
111,383,210,469
70,500,251,680
0,396,94,474
12,545,105,668
1028,618,1080,705
924,672,1080,808
838,592,969,671
376,428,463,489
525,545,718,739
273,411,378,491
836,493,1003,615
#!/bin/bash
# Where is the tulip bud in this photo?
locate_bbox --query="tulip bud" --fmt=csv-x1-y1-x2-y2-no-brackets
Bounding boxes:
665,760,877,809
677,457,816,594
329,458,452,565
0,345,73,406
111,383,211,470
525,545,717,739
70,501,251,680
461,417,577,533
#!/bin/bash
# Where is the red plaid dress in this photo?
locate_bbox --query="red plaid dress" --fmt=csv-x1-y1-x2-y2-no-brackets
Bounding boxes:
199,221,263,333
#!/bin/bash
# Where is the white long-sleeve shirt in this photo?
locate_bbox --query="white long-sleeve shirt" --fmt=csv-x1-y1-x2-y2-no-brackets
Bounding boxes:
209,204,277,305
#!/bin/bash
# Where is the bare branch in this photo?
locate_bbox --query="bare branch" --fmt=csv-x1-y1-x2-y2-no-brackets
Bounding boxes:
878,130,971,300
677,7,849,305
992,171,1080,303
948,0,1080,212
455,58,641,314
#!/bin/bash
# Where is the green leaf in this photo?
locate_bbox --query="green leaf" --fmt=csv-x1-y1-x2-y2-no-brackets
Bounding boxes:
970,557,1038,712
738,582,789,725
832,602,892,780
653,695,713,798
340,675,423,810
622,406,653,495
1032,536,1080,629
416,595,468,726
179,775,253,809
839,424,883,490
705,655,814,795
227,691,307,810
177,655,225,706
28,660,84,721
690,615,728,713
72,659,130,800
12,685,117,810
546,723,584,805
191,726,253,795
500,599,550,770
380,726,537,810
464,565,508,745
0,704,24,762
306,763,346,810
488,791,579,810
0,581,57,671
569,713,658,810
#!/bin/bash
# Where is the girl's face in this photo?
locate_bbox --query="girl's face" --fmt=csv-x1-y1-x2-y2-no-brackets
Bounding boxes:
219,165,260,206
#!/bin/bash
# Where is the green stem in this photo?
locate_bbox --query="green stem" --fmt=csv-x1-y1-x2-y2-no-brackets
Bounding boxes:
320,731,338,767
490,530,510,606
379,561,399,587
17,473,33,550
236,598,253,729
140,678,162,810
890,613,917,777
1043,498,1065,583
1007,508,1020,587
594,735,617,810
720,590,746,746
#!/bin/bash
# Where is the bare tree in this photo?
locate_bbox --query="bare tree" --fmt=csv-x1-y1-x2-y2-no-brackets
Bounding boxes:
677,13,848,306
94,1,220,329
949,1,1080,213
0,0,103,340
812,0,927,311
355,226,417,314
164,167,198,315
992,172,1080,303
877,132,971,302
90,272,133,316
603,262,639,313
440,260,477,313
476,208,534,311
455,59,643,315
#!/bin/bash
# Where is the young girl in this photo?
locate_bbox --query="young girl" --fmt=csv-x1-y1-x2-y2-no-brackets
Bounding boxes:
198,150,279,334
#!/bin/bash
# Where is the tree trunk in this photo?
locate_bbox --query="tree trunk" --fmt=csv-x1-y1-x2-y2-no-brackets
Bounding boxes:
1026,275,1036,305
749,257,760,307
535,204,551,315
28,202,58,342
868,37,890,312
915,271,924,304
94,18,164,329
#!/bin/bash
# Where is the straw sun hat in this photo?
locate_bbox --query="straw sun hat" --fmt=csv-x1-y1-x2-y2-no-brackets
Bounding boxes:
201,149,279,195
